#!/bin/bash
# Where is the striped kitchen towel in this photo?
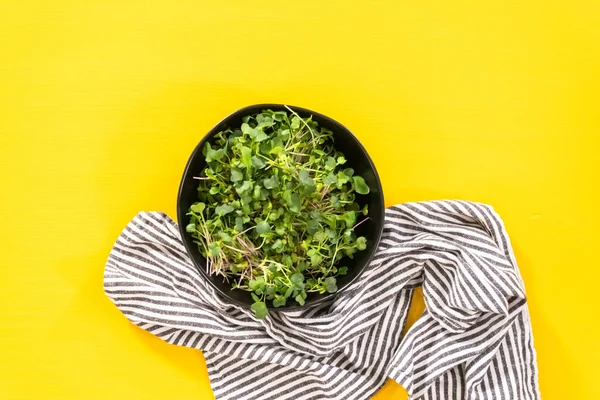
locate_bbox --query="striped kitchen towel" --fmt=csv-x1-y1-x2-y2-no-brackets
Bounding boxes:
104,201,540,400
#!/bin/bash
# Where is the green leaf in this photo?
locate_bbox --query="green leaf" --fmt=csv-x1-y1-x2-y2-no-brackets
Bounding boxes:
294,293,305,306
330,195,341,209
241,123,252,135
290,272,304,286
313,231,326,242
301,184,315,196
341,211,357,228
273,296,286,308
356,236,367,250
185,223,196,233
208,242,221,257
323,173,337,186
284,192,302,213
203,142,213,156
338,266,348,276
297,261,307,272
306,218,320,235
337,156,347,165
252,156,266,169
241,194,252,205
270,146,284,156
204,143,226,162
253,184,261,199
215,204,234,216
263,175,279,189
265,286,275,299
235,180,253,195
298,170,314,186
275,224,286,235
284,286,294,298
310,253,323,267
249,276,266,291
234,217,244,232
281,255,292,267
251,301,268,319
352,176,370,195
190,202,206,214
337,172,350,186
343,168,354,177
324,277,338,293
254,131,269,142
278,129,290,141
241,203,251,215
211,150,225,162
240,146,252,169
255,220,271,235
230,168,243,182
325,157,337,169
291,116,301,129
326,229,336,241
218,231,232,243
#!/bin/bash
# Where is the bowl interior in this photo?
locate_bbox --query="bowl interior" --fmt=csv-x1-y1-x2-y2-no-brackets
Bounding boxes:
177,104,384,311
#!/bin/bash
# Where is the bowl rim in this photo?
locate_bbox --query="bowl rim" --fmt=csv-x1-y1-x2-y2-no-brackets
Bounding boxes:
176,103,385,312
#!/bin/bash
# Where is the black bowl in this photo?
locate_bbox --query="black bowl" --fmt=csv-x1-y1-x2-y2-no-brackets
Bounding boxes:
177,104,384,311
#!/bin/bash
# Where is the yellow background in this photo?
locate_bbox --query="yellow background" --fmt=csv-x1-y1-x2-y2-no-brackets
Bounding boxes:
1,1,599,399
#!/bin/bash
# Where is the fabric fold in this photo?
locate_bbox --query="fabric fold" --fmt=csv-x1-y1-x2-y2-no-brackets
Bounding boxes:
104,201,540,400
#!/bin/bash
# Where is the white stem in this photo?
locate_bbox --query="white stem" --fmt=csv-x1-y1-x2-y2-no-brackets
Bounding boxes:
284,105,315,142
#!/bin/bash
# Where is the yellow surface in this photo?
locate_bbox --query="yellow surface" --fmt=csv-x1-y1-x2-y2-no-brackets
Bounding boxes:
1,1,599,399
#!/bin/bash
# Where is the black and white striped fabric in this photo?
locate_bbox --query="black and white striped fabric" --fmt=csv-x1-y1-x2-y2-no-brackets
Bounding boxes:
104,201,540,400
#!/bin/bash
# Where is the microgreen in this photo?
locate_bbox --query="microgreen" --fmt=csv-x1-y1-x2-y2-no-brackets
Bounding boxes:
187,109,370,319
